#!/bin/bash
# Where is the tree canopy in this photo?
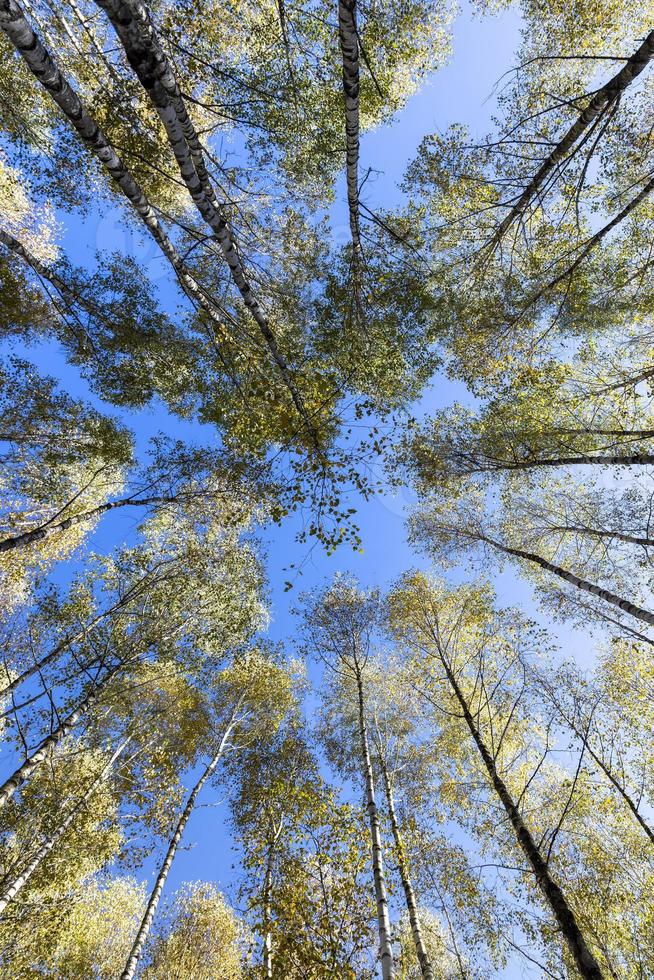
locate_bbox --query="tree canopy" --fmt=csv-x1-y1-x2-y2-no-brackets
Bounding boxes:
0,0,653,976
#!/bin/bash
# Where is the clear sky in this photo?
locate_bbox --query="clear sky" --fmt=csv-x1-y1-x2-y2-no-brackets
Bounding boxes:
2,2,605,973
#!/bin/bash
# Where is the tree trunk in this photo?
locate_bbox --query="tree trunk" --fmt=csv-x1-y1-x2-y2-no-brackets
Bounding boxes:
0,738,129,914
480,533,654,628
0,227,129,338
0,492,179,554
0,659,122,807
598,366,654,394
337,0,361,252
94,0,317,445
262,830,276,980
548,525,654,549
378,751,433,980
355,671,395,979
0,228,86,309
489,29,654,245
120,707,239,980
553,429,654,438
437,655,604,979
472,453,654,474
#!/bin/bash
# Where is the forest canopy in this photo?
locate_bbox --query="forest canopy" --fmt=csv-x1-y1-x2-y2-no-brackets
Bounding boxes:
0,0,653,976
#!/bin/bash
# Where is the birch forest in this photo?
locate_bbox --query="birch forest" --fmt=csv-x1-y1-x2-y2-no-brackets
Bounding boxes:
1,0,654,974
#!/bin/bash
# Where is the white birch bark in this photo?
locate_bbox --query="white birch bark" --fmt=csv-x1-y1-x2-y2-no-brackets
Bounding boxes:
463,453,654,475
337,0,362,252
479,533,654,627
0,738,129,914
0,227,116,328
261,815,283,980
548,525,654,549
262,845,274,980
355,671,395,979
1,2,316,441
119,706,240,980
434,650,604,979
0,490,186,555
258,811,284,978
0,229,73,296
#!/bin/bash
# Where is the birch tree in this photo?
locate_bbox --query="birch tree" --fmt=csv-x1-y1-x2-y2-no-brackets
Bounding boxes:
120,652,294,979
0,737,129,914
298,577,395,978
401,7,654,389
316,643,446,980
409,489,654,636
0,231,203,416
406,366,654,488
1,0,653,974
388,574,606,978
119,714,238,979
0,495,266,807
227,711,376,979
367,660,439,980
0,738,124,907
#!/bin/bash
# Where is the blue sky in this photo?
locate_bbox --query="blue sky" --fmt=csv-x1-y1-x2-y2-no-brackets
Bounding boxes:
2,2,607,972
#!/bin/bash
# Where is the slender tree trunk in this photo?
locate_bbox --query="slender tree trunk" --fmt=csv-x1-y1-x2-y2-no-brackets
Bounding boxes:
598,366,654,394
378,751,433,980
120,707,240,980
0,659,122,807
259,811,284,979
0,229,87,310
548,525,654,548
93,0,317,444
479,532,654,627
0,227,134,342
337,0,361,252
472,453,654,474
437,654,604,979
552,429,654,438
0,0,172,264
0,738,129,914
1,612,110,701
355,671,395,979
489,29,654,245
262,829,276,980
0,492,179,554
